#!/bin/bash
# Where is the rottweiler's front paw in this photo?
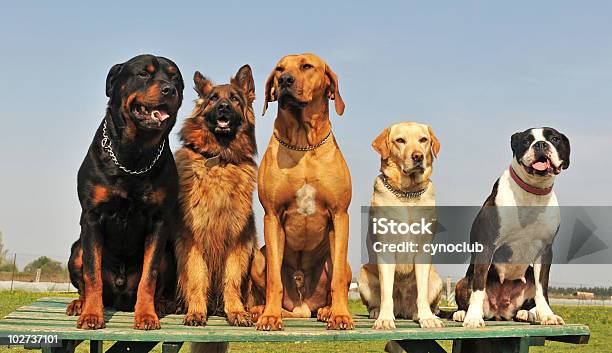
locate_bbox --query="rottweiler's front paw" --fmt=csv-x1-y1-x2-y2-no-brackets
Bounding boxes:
183,311,207,326
66,299,83,316
76,312,105,329
327,311,354,330
134,312,161,330
256,313,283,331
227,311,253,327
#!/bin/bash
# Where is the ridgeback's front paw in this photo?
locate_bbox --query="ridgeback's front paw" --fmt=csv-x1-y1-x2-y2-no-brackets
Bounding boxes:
452,310,466,322
463,315,485,328
134,312,161,330
66,299,83,316
227,311,253,327
76,312,105,329
256,313,283,331
183,311,207,326
327,311,354,330
539,314,565,325
317,306,331,322
419,316,444,328
373,317,395,330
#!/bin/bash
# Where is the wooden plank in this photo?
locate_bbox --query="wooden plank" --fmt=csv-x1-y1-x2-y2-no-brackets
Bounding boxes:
0,298,591,346
0,322,590,343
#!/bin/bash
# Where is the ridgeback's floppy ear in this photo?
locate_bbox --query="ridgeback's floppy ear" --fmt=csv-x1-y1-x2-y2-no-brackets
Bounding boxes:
193,71,213,98
428,126,441,158
325,64,345,116
262,69,277,116
105,63,123,98
372,127,391,160
232,64,256,105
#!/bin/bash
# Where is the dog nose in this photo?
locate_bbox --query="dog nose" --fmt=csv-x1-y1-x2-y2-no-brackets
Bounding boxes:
412,151,424,162
278,74,295,88
217,101,230,112
160,84,175,96
533,141,548,151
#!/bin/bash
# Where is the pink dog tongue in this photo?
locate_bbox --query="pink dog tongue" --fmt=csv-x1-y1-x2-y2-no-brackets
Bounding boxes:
153,110,170,121
532,161,549,171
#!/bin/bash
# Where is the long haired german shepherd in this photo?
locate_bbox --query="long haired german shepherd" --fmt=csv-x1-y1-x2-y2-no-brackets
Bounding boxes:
174,65,257,330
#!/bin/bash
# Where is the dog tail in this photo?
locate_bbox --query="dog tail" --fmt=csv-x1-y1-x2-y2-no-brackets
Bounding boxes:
191,342,228,353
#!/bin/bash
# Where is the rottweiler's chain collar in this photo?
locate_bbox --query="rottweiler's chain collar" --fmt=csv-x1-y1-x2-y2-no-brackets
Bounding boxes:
274,131,332,151
101,119,165,175
380,174,428,199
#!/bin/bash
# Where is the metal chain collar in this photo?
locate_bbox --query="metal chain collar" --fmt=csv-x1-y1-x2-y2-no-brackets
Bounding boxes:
274,131,332,151
100,119,165,175
380,174,428,199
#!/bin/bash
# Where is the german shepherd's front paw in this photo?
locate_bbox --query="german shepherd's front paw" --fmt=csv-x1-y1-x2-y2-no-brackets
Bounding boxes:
227,311,253,327
134,312,161,330
184,311,207,326
317,306,331,322
66,299,83,316
76,312,105,330
256,313,283,331
327,311,354,330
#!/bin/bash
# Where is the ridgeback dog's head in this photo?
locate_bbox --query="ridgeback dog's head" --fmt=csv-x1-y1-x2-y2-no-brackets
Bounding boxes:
262,53,345,117
373,122,441,185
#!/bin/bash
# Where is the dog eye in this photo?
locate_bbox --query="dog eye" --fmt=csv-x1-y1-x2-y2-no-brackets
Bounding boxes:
302,63,313,70
419,137,428,143
275,66,284,72
550,136,559,143
230,96,239,102
523,139,531,146
137,71,150,79
209,94,218,101
395,138,406,144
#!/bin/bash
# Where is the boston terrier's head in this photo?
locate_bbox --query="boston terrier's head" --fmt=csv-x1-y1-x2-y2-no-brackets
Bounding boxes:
510,127,570,187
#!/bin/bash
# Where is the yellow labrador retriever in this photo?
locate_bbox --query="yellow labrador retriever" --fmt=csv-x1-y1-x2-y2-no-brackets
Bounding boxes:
358,122,444,329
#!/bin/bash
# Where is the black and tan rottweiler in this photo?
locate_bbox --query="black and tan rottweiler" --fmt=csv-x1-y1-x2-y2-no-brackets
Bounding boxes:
66,54,184,330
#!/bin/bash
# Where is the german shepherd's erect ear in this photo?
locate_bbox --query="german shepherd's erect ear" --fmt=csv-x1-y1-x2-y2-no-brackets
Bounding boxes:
231,64,255,105
193,71,213,98
231,64,256,125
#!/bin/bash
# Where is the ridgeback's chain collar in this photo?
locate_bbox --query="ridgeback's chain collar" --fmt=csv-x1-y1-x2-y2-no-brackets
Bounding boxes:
274,131,332,151
509,165,553,195
380,174,428,199
101,119,166,175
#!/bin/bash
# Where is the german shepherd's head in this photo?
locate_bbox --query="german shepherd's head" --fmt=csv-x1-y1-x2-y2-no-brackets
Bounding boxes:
180,65,256,161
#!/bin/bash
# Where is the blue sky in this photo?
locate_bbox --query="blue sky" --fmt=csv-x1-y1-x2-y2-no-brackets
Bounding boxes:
0,1,611,285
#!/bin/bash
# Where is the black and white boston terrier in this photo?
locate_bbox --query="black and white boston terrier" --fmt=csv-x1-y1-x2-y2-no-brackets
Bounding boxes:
453,127,570,327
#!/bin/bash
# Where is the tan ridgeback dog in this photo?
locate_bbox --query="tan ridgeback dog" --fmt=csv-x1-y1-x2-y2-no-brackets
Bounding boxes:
252,53,353,331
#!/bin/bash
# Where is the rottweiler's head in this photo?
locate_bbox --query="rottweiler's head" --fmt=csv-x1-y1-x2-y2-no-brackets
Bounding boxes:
106,54,184,132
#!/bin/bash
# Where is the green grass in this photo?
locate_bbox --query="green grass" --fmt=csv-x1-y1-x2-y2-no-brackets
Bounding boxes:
0,291,609,352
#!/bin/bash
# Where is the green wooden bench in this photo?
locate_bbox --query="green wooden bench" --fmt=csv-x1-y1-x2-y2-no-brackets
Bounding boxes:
0,297,590,353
